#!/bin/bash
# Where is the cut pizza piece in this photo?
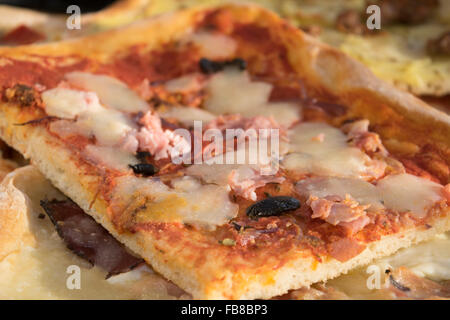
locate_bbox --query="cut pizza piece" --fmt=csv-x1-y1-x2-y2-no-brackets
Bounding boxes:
2,165,447,300
0,4,449,299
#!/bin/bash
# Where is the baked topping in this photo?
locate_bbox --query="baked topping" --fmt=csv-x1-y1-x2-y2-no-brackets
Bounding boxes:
136,111,189,161
246,196,300,219
307,195,371,234
36,67,447,239
204,69,301,127
4,83,39,107
282,122,386,180
297,174,446,219
129,163,158,177
65,72,148,113
199,57,246,74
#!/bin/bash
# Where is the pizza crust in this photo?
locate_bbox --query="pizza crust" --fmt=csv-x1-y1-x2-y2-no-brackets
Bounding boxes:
0,4,449,299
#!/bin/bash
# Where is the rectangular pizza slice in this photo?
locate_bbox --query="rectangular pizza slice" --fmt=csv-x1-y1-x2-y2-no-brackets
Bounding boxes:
0,4,449,299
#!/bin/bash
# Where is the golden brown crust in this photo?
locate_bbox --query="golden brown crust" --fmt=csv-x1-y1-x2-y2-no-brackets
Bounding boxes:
0,4,449,299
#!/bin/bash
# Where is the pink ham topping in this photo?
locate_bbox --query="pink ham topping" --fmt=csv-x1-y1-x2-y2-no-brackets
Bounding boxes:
207,114,286,200
307,194,371,234
228,169,285,201
343,119,388,156
119,133,140,154
136,111,189,160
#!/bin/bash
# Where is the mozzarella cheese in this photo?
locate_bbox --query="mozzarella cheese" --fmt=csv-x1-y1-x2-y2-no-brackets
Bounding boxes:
282,122,376,179
158,105,216,127
169,176,238,228
376,174,444,218
165,74,203,93
296,173,445,217
42,87,135,147
186,163,256,186
76,105,134,147
113,175,238,230
41,88,91,119
296,177,383,211
66,72,148,113
83,145,138,171
186,133,281,182
204,69,301,127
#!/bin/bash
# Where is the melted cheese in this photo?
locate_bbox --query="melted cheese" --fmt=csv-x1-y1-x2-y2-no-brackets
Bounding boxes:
186,135,281,185
188,32,237,59
41,88,91,119
113,175,238,230
76,104,134,146
84,145,138,171
169,176,238,228
204,69,301,127
296,177,383,211
66,72,148,113
42,87,135,147
186,163,255,186
165,74,203,93
158,105,216,127
282,122,375,179
377,174,444,218
296,173,445,217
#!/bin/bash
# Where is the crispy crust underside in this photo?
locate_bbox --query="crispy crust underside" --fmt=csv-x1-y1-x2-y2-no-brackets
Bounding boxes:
0,4,449,299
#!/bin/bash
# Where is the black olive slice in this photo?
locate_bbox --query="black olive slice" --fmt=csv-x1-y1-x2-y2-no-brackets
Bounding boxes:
246,196,300,219
129,163,158,177
199,58,247,74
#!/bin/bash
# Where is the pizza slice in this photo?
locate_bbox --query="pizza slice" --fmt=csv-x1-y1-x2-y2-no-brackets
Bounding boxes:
1,164,449,300
0,4,449,299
